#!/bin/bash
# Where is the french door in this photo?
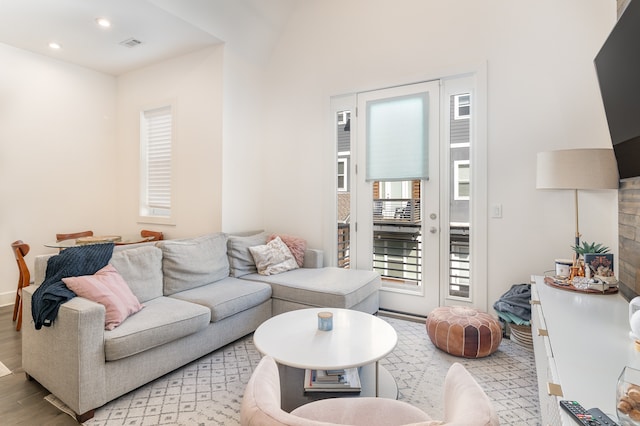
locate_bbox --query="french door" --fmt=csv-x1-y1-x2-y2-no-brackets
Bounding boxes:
331,73,486,316
354,81,441,316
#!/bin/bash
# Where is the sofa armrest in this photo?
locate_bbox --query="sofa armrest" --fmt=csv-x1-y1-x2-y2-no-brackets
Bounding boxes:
22,285,108,416
33,254,56,286
303,249,323,268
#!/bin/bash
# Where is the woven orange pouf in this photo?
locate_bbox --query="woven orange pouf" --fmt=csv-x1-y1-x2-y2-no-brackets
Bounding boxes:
425,306,502,358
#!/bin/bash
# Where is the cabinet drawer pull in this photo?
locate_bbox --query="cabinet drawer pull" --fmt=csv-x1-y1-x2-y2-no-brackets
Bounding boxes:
547,382,563,397
538,328,548,336
530,300,541,305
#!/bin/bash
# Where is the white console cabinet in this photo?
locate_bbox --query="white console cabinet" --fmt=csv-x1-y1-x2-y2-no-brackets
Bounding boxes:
531,275,640,425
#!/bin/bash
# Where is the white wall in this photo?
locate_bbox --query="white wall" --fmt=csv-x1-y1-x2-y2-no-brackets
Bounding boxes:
115,46,224,239
258,0,618,309
219,50,267,233
0,44,223,306
147,0,282,233
0,43,117,305
0,1,620,314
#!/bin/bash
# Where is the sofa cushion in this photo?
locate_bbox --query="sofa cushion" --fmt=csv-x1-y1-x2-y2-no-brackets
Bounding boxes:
157,233,230,295
227,231,269,277
62,264,144,331
241,267,380,309
249,236,299,276
109,245,164,303
169,277,272,322
104,296,211,361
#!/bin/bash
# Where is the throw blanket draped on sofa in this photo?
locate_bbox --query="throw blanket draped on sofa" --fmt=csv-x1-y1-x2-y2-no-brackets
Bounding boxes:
31,243,115,329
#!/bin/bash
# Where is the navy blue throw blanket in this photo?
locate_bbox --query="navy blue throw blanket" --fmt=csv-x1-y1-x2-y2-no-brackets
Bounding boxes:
31,243,115,329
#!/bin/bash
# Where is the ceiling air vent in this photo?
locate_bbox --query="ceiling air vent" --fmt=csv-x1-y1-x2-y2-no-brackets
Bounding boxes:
119,38,142,48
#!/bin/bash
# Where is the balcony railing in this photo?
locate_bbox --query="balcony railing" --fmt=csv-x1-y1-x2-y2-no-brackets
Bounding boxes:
449,225,470,298
373,199,420,224
337,223,350,268
373,230,421,284
337,220,471,299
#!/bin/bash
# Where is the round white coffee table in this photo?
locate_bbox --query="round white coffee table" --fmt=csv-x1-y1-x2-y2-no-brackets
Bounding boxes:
253,308,398,410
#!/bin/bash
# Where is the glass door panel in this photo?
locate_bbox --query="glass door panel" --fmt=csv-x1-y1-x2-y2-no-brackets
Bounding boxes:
355,81,440,316
336,110,351,268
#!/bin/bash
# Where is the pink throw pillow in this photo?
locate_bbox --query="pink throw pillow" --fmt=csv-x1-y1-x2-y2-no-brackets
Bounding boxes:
62,264,144,330
268,234,307,267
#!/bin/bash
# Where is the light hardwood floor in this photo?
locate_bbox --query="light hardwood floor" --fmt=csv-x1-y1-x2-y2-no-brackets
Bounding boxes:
0,305,77,425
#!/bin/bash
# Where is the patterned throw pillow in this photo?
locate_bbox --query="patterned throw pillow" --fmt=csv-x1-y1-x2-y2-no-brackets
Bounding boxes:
249,236,299,276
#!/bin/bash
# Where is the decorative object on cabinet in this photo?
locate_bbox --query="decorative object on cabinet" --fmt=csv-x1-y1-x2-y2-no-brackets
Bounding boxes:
543,276,618,294
584,253,614,278
616,366,640,425
629,297,640,341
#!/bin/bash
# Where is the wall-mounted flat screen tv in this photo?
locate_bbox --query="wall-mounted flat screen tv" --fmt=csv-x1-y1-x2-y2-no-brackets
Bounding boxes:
595,0,640,180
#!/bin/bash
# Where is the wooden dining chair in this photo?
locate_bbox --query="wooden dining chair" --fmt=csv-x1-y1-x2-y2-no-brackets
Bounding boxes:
141,229,163,241
11,240,30,332
56,230,93,242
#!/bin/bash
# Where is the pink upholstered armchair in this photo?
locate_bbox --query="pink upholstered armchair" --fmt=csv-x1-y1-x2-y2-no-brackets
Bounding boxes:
240,356,499,426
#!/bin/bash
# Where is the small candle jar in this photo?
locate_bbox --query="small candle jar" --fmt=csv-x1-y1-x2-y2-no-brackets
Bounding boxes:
318,311,333,331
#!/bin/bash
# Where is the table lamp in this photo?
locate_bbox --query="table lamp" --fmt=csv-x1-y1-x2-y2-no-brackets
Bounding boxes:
536,148,619,249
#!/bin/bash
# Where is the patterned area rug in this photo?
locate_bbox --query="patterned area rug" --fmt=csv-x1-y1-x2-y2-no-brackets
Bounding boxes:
48,316,540,425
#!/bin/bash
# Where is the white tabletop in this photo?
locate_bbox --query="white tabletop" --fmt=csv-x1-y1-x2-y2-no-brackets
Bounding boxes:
534,276,640,415
253,308,398,370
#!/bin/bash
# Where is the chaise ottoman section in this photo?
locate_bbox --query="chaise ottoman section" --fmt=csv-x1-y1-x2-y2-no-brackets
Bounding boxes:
241,267,380,315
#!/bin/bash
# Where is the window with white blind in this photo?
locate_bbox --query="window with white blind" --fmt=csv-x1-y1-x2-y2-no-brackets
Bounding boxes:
140,105,172,219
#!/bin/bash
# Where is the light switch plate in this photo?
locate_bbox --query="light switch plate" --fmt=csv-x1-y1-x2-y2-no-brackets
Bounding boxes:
491,203,502,218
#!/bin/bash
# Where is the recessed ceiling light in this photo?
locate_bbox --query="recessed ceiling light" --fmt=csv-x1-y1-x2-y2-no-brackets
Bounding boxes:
96,17,111,28
48,42,62,50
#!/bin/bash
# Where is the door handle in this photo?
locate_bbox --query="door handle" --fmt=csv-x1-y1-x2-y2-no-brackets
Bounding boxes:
429,226,438,234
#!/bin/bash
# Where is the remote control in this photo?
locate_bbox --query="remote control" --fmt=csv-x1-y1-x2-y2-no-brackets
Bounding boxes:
559,400,600,425
587,407,619,426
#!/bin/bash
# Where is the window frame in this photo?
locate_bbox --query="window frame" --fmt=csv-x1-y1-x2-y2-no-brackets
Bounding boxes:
453,160,470,201
454,94,471,120
337,157,348,191
337,111,351,125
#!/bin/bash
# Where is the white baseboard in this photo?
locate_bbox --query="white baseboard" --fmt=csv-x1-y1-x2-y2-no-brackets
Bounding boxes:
0,291,16,308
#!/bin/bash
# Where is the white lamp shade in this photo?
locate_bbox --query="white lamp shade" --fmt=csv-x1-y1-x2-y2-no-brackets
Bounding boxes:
536,148,619,190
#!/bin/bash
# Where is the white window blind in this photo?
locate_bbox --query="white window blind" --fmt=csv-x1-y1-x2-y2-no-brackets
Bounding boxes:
141,106,172,217
365,93,429,181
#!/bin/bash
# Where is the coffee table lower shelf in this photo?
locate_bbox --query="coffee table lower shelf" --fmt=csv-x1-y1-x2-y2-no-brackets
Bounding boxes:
279,363,398,412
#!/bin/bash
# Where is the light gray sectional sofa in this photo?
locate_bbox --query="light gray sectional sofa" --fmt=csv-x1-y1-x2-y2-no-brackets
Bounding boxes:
21,231,380,422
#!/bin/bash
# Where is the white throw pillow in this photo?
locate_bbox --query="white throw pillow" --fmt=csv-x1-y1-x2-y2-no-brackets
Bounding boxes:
249,236,299,276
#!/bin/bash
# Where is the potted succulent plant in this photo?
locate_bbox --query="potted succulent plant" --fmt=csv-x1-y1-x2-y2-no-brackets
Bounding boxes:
571,241,610,257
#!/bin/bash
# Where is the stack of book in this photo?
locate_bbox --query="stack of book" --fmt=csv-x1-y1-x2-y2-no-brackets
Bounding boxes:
304,368,361,393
